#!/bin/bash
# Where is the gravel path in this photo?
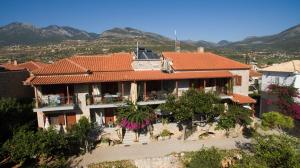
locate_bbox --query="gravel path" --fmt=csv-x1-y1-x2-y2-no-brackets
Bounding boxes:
73,136,250,167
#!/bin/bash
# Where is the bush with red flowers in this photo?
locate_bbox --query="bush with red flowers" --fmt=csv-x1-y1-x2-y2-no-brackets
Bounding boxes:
267,84,300,119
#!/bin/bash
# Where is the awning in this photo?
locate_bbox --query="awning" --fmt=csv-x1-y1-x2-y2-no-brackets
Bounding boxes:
231,94,256,104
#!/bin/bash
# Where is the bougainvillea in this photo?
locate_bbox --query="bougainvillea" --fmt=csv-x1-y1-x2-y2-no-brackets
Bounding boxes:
267,84,300,119
117,101,154,131
120,118,150,130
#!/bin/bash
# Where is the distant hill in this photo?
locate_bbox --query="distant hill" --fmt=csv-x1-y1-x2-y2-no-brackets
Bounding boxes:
222,24,300,51
0,22,99,45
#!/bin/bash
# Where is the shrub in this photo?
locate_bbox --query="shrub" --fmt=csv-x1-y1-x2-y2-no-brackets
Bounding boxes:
68,116,94,153
186,148,222,168
36,127,68,158
253,135,300,168
2,128,38,164
233,154,268,168
262,111,294,130
216,105,252,134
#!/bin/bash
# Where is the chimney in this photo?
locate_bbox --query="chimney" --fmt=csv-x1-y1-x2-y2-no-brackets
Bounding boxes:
197,47,204,53
13,60,18,65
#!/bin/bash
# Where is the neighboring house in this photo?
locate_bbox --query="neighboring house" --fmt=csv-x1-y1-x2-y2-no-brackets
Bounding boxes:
260,60,300,114
249,70,262,94
24,48,255,130
0,61,48,99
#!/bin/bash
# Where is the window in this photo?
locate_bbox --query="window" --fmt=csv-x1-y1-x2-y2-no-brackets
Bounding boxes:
234,75,242,86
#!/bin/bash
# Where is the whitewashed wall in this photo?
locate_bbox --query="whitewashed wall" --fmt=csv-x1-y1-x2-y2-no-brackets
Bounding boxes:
230,69,249,96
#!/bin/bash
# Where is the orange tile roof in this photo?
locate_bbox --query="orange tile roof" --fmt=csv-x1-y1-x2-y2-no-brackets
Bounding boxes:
18,61,48,71
33,53,133,75
0,61,47,72
231,94,256,104
0,63,25,71
162,52,250,71
25,70,233,85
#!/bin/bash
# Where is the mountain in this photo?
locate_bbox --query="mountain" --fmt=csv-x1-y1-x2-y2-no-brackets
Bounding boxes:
100,27,171,41
222,24,300,51
0,22,99,45
217,40,231,46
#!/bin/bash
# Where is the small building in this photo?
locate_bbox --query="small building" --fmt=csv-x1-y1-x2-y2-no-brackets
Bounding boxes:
260,60,300,114
0,61,48,99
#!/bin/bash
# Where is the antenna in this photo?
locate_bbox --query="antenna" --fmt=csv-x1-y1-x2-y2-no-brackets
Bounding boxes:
174,30,180,52
136,41,139,59
174,30,177,51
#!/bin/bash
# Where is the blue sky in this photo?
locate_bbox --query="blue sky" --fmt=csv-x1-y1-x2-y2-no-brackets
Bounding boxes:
0,0,299,42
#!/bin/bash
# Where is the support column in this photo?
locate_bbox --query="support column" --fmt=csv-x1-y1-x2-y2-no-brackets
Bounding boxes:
121,82,124,97
34,86,39,108
204,79,206,92
130,82,138,103
143,81,147,101
66,85,70,104
175,80,178,97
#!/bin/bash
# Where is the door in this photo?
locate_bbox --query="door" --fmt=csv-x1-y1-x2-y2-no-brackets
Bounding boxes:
66,113,76,128
104,108,115,127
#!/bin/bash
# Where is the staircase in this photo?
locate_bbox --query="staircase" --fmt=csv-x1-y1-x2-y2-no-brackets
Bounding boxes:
122,130,150,145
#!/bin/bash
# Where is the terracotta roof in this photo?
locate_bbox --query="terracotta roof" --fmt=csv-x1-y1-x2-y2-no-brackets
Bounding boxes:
231,94,256,104
0,63,25,71
0,61,47,71
25,70,233,85
249,70,262,77
17,61,48,71
260,60,300,72
33,53,133,75
162,52,250,71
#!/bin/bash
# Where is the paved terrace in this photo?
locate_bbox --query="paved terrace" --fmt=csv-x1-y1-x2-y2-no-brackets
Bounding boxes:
73,136,251,167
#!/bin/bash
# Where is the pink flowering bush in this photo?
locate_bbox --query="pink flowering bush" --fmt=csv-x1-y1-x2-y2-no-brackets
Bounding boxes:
267,84,300,119
117,101,154,131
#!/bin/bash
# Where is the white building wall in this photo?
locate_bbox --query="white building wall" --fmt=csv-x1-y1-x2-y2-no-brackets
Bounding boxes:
261,72,296,91
230,69,249,96
74,84,90,121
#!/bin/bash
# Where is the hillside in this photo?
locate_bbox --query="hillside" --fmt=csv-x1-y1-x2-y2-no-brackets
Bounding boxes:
0,22,98,45
0,22,300,65
221,24,300,52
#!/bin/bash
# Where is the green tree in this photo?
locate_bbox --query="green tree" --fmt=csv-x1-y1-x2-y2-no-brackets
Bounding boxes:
36,127,68,159
253,135,300,168
2,128,38,164
0,98,35,145
216,105,252,135
68,116,94,153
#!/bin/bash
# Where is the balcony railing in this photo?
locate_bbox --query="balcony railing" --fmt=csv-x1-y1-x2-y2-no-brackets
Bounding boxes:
36,95,77,108
137,90,170,102
86,93,125,105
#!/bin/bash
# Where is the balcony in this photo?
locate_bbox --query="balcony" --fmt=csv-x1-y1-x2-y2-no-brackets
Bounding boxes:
86,93,127,108
34,95,78,112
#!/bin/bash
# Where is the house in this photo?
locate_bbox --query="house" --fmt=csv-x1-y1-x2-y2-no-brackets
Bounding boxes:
0,60,48,99
260,60,300,114
24,48,255,130
249,69,262,94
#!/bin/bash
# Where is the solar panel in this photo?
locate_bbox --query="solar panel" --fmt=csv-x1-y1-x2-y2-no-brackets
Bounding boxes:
134,48,160,60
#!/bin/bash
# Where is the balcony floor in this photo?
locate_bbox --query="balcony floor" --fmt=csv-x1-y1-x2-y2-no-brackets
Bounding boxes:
33,104,74,112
